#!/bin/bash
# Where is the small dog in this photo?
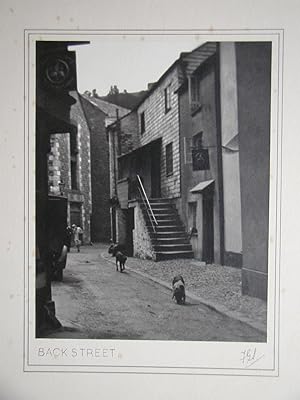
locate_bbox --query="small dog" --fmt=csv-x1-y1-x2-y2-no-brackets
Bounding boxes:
172,275,186,304
115,251,127,273
109,242,126,257
108,243,119,256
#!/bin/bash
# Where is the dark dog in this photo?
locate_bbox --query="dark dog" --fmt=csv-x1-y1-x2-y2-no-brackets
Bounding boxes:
115,251,127,272
172,275,186,304
109,243,126,257
108,243,119,256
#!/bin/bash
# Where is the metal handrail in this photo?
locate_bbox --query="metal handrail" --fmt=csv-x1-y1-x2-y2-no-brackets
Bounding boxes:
137,187,157,233
136,175,158,230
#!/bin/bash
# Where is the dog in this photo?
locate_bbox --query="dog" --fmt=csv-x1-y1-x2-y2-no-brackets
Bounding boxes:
108,242,125,257
172,275,186,304
115,251,127,273
108,243,119,256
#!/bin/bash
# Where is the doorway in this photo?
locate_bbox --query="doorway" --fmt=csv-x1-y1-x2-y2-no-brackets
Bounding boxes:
151,142,161,198
125,208,134,256
70,202,82,227
202,192,214,264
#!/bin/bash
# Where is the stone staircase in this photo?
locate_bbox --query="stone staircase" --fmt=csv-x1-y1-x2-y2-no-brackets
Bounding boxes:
140,198,194,261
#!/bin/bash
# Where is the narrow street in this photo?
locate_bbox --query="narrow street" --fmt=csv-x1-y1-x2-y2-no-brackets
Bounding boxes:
50,245,265,342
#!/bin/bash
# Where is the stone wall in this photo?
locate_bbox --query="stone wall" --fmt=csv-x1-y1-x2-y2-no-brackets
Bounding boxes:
47,92,92,244
80,96,111,242
118,111,139,155
116,208,127,245
132,202,155,260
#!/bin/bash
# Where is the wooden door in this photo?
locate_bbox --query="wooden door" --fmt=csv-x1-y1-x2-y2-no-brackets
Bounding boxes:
202,194,214,264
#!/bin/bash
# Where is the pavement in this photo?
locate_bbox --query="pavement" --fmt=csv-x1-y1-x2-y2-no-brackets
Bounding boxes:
98,243,267,335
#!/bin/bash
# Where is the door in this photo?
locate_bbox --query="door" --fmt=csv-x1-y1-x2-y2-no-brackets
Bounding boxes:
70,202,82,227
125,208,134,256
202,193,214,264
151,143,161,198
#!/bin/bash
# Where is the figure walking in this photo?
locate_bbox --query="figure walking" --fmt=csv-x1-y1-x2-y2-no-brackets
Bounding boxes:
72,224,83,252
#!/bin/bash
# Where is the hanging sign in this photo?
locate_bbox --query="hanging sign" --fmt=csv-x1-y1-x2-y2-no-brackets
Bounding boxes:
192,148,210,170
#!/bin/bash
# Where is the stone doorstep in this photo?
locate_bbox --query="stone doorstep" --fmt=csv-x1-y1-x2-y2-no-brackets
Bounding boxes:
100,252,267,335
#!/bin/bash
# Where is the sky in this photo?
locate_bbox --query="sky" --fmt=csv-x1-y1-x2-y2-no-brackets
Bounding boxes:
72,35,205,95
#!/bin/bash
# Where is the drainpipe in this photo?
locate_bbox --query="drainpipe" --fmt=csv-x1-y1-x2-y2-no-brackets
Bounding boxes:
215,43,225,265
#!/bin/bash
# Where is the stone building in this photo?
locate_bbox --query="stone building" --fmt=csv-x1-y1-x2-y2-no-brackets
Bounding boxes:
107,54,194,260
47,91,92,244
80,94,130,242
107,42,271,300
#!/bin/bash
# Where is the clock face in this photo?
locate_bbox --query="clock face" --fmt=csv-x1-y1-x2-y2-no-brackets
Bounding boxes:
45,58,70,87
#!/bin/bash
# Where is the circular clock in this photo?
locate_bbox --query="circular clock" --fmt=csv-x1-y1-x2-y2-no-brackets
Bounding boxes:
45,58,70,87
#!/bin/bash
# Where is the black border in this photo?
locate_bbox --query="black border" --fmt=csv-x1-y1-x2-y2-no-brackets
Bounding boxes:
24,29,284,376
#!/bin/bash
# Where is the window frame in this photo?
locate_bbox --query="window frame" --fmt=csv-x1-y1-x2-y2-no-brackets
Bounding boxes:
140,111,145,134
165,142,173,176
189,74,202,115
164,84,171,114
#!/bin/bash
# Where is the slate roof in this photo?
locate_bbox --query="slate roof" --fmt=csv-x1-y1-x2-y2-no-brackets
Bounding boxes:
80,94,130,119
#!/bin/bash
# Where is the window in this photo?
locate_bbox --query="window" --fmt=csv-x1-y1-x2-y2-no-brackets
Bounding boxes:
140,111,145,134
166,142,173,176
193,132,203,149
164,84,171,113
189,75,202,114
70,132,78,190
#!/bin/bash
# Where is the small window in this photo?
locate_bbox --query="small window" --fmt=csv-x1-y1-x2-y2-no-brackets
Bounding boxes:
164,84,171,113
193,132,203,149
189,75,202,114
140,111,145,134
191,76,200,103
166,142,173,176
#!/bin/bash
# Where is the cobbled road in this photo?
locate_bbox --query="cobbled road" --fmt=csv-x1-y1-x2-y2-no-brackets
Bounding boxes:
50,245,265,341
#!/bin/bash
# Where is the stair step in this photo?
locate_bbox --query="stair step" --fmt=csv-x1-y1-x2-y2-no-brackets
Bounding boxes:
150,226,186,233
155,251,194,261
154,214,179,220
150,208,176,214
147,220,181,227
149,198,174,203
142,211,178,220
150,232,188,238
152,238,190,245
153,244,192,252
142,204,176,210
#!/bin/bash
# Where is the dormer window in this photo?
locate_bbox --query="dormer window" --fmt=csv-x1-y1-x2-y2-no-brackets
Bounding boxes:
140,111,145,134
164,84,171,113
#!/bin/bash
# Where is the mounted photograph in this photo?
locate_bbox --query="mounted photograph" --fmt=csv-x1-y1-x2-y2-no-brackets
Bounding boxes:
34,36,272,343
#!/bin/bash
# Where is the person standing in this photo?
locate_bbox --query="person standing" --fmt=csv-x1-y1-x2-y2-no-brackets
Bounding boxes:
65,225,73,252
72,224,83,252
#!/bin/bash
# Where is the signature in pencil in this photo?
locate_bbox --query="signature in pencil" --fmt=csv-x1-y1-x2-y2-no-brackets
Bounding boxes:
240,347,265,368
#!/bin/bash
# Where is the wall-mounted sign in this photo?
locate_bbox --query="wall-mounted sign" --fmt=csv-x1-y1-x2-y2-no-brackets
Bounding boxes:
192,148,210,170
40,52,77,93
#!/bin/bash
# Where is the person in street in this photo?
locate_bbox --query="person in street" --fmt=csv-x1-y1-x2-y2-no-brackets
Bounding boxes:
65,225,73,252
72,224,83,252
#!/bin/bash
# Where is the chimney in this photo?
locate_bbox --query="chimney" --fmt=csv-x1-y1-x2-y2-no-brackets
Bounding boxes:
147,82,156,90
